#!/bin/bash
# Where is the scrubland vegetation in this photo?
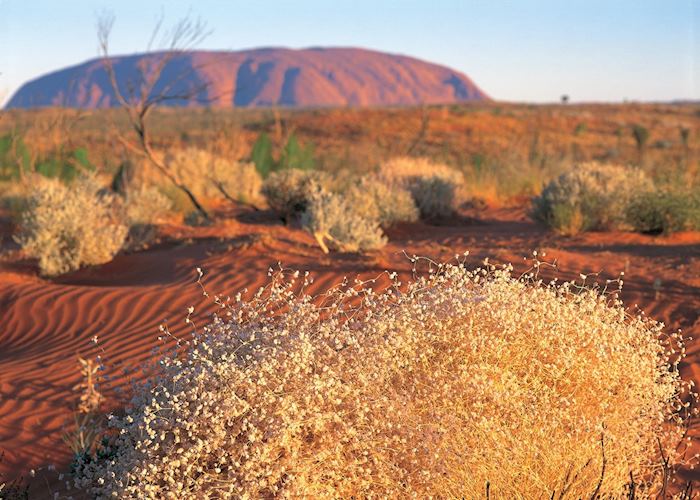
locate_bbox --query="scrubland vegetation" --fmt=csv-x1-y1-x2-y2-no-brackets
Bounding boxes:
72,262,694,497
5,103,697,274
16,175,128,276
1,103,699,496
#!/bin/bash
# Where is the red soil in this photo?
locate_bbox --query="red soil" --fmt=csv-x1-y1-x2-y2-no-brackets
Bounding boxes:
1,204,699,496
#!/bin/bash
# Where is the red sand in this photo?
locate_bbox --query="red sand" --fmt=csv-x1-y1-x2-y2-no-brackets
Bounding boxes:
1,205,699,495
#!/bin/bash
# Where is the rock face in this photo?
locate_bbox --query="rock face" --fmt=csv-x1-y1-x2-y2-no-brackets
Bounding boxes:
6,47,490,109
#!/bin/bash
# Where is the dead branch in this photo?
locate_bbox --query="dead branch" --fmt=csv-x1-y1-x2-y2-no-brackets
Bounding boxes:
590,432,606,499
97,12,213,219
406,105,430,155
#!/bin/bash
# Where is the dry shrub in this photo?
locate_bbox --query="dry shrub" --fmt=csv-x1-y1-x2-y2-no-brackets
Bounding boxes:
379,157,464,218
75,261,691,497
407,175,456,218
379,156,465,187
344,176,418,227
261,169,327,221
121,186,173,249
0,452,29,500
123,186,173,226
0,181,30,224
301,185,386,253
166,148,262,204
626,189,700,234
532,162,654,235
16,175,127,276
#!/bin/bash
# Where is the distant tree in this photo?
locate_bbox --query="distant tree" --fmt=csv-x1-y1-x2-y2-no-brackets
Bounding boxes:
680,127,690,150
631,124,649,157
97,12,213,220
561,94,569,104
573,123,587,136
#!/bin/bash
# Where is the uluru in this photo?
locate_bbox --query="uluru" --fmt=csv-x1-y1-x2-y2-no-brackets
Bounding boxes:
5,47,490,109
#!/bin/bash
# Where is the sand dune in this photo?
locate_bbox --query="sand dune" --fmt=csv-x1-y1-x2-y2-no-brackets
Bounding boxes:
1,205,699,495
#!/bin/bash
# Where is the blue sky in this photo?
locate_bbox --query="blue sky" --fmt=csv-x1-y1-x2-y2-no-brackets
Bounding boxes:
0,0,698,105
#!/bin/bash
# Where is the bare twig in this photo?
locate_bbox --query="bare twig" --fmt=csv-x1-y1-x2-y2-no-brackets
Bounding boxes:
590,432,606,499
656,437,671,500
97,12,212,219
406,105,430,155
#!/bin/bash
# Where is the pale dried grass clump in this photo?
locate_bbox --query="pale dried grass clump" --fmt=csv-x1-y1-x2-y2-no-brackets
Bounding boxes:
123,186,173,226
167,148,263,204
344,176,419,227
532,162,654,235
301,185,387,253
379,157,464,218
379,156,465,187
76,261,691,498
121,186,174,249
16,175,127,276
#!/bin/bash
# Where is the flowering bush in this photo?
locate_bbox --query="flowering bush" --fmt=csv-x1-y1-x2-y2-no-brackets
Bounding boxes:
301,185,387,253
75,260,691,497
344,176,418,227
532,162,654,235
16,175,127,276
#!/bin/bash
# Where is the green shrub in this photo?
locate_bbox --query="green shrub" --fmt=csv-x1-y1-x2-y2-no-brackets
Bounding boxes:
251,132,316,178
532,162,653,235
301,185,386,253
250,133,275,178
16,175,127,276
632,124,650,152
279,133,315,172
0,132,31,181
626,190,700,234
0,131,95,183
